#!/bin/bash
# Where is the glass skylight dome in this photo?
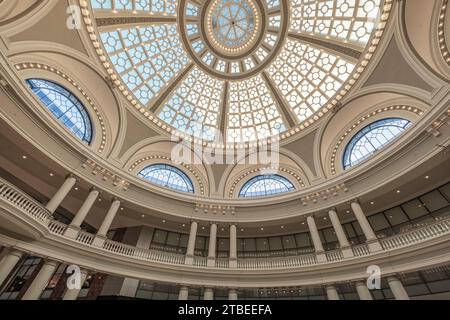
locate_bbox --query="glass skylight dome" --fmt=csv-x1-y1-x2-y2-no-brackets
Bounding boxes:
89,0,385,146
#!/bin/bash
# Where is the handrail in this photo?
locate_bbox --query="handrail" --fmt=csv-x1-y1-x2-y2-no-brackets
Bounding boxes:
0,178,51,225
2,176,450,270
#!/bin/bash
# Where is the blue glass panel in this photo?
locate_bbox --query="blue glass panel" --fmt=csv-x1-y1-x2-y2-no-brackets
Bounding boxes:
138,164,194,193
239,175,295,198
343,118,411,169
26,79,93,144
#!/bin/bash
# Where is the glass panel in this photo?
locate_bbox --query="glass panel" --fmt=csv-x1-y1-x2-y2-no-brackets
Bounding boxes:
384,207,409,226
420,191,449,212
368,213,390,231
138,164,194,193
256,238,270,251
438,183,450,200
27,79,93,144
166,232,180,246
239,175,295,198
343,118,411,169
401,199,429,220
152,230,167,244
295,233,311,247
269,237,283,251
282,235,296,249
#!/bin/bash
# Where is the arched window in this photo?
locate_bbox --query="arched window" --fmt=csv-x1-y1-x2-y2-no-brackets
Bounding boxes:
26,79,93,144
138,164,194,193
239,174,295,198
343,118,411,169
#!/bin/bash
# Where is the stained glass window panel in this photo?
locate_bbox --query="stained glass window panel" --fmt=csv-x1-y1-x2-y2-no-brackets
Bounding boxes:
343,118,411,169
27,79,93,144
138,164,194,193
239,175,295,198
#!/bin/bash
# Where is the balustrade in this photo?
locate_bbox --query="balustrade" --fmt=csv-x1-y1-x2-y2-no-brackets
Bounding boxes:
1,177,450,271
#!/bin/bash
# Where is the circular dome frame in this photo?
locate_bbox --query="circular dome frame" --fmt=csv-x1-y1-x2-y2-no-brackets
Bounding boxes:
81,0,394,149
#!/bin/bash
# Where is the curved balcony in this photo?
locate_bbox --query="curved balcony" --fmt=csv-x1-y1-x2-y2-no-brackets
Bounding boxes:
1,177,450,278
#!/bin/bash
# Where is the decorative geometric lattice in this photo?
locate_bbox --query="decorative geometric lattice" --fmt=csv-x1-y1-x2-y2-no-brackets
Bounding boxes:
210,0,257,49
87,0,389,146
343,118,411,169
100,24,190,106
158,67,224,141
239,174,295,198
27,79,93,144
227,75,286,143
90,0,177,15
290,0,382,45
267,39,355,122
138,164,194,193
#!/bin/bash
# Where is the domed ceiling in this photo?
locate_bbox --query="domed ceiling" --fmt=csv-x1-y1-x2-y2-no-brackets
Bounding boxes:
86,0,387,147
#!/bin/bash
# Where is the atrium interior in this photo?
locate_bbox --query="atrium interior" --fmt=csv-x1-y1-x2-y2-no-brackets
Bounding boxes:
0,0,449,301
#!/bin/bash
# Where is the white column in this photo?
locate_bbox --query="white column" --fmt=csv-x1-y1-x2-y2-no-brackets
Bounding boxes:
185,221,198,265
326,285,340,300
229,224,237,268
207,223,217,267
228,289,238,300
0,249,23,287
328,209,353,258
204,287,214,300
306,215,326,263
93,198,121,247
178,286,189,300
350,201,382,252
62,269,88,300
22,260,58,300
97,198,120,236
355,281,373,300
45,175,76,213
65,188,99,238
388,276,410,300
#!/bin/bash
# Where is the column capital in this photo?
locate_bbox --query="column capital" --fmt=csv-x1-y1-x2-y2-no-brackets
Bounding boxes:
327,207,338,213
111,197,121,203
5,248,24,258
89,186,100,194
65,173,78,181
42,259,60,268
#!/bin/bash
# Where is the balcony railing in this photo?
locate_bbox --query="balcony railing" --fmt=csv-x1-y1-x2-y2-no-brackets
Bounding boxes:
0,178,52,225
1,177,450,270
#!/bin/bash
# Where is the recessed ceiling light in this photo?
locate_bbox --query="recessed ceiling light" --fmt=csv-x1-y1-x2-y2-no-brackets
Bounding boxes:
260,227,264,231
240,228,244,232
49,173,54,177
120,207,124,211
21,155,27,159
141,214,145,218
182,224,186,227
346,210,350,214
221,228,224,231
425,176,430,179
74,187,79,191
323,217,327,220
98,198,102,201
202,226,205,230
301,222,305,225
370,201,374,205
162,220,166,223
396,190,401,193
280,226,284,229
